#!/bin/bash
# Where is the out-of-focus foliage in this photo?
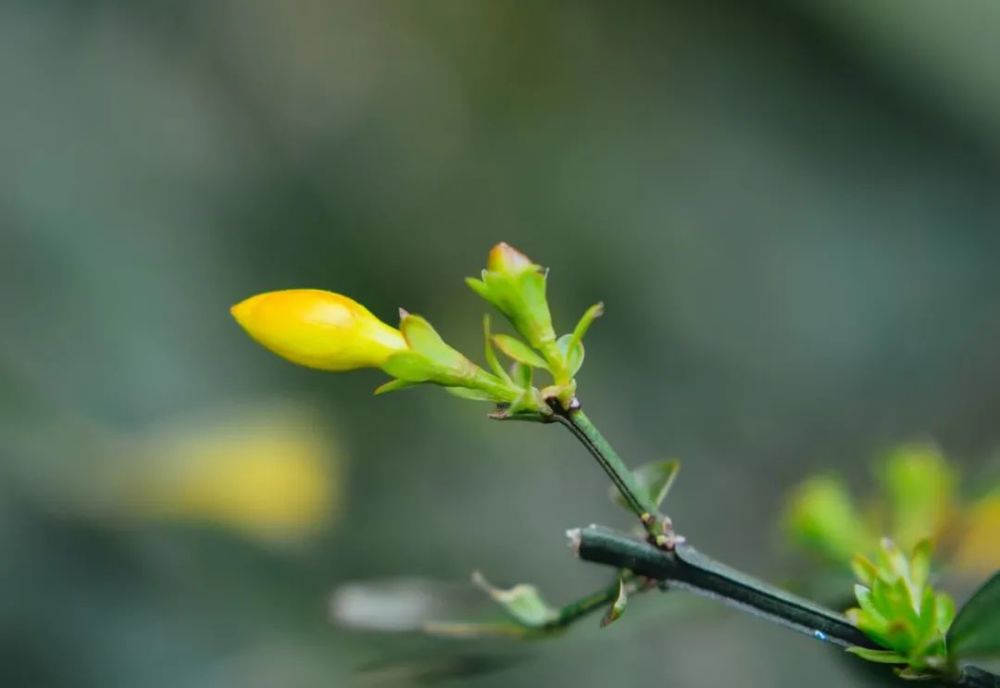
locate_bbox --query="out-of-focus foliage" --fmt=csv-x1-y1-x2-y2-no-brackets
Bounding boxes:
783,444,1000,582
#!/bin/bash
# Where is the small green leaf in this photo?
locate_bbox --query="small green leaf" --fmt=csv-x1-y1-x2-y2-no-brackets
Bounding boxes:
556,333,585,376
934,592,955,635
482,315,513,384
947,570,1000,658
855,584,886,624
609,460,680,511
511,362,533,389
568,302,604,355
492,335,548,368
877,538,910,583
399,312,465,368
465,277,490,300
852,554,878,588
472,572,558,628
600,577,628,627
846,647,908,664
373,379,419,395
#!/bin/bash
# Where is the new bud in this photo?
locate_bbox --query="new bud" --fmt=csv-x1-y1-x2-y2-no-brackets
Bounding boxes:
231,289,407,371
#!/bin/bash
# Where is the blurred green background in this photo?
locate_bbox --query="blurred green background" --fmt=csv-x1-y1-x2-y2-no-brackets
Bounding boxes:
3,1,1000,686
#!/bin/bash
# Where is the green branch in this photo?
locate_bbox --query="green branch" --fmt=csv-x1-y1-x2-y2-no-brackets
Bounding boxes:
551,408,1000,687
549,404,673,544
572,526,998,687
547,577,627,631
573,525,874,648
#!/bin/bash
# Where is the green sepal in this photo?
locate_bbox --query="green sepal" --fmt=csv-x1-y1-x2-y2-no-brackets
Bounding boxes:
470,265,556,354
492,334,548,369
445,386,496,402
600,577,628,627
383,312,522,404
465,277,490,300
399,311,466,370
472,571,559,628
609,460,680,512
947,570,1000,659
381,351,438,382
373,378,419,395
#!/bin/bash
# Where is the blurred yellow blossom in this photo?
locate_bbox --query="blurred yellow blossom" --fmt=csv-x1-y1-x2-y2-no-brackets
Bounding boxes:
783,443,998,582
231,289,406,371
953,491,1000,577
126,404,341,541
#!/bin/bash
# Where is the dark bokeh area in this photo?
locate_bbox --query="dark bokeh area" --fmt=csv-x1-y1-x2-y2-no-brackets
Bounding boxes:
2,2,1000,687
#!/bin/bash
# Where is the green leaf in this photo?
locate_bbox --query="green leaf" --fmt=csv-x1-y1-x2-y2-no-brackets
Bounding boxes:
852,554,879,588
567,302,604,356
511,362,533,389
947,570,1000,658
482,315,513,384
492,335,548,369
472,572,558,628
600,577,628,627
373,378,419,395
855,584,887,625
556,334,585,377
935,592,955,635
465,277,490,300
846,647,908,664
609,460,680,511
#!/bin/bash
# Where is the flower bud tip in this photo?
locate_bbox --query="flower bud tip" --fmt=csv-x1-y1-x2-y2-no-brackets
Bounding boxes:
487,242,534,274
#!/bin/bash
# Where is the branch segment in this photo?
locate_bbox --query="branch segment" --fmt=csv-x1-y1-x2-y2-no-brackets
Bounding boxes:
574,525,876,649
573,526,1000,687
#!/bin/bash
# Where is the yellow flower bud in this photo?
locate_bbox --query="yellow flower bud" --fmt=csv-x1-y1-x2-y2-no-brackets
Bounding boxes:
231,289,407,371
953,491,1000,578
